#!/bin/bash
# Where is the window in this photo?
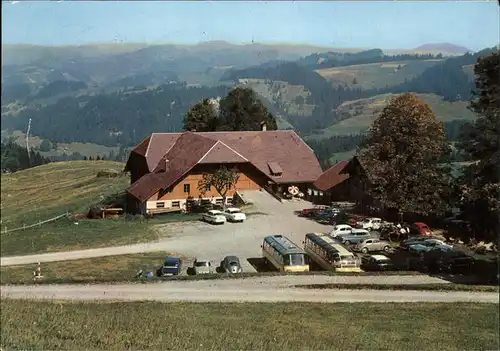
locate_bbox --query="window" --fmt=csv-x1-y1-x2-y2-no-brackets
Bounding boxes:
183,184,190,193
227,197,233,204
268,162,283,177
216,198,223,205
159,188,172,198
172,201,180,208
157,202,165,208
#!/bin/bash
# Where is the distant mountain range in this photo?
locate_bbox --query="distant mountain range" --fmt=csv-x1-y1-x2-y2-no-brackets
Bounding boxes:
413,43,472,54
1,40,497,162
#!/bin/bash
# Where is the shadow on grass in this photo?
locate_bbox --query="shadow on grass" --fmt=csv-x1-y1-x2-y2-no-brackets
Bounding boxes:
292,283,500,292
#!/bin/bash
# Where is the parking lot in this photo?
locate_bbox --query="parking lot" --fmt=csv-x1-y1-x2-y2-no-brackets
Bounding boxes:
153,190,331,273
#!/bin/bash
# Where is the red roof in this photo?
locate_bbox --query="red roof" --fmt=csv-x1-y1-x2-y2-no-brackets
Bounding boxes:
127,130,322,201
313,160,350,191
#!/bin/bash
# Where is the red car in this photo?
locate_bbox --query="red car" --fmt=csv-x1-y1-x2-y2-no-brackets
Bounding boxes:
298,205,329,217
348,214,367,227
411,222,432,236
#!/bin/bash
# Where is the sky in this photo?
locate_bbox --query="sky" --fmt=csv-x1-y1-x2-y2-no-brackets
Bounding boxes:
2,1,499,50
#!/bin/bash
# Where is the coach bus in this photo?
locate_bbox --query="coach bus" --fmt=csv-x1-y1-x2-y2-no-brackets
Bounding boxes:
261,235,310,272
304,232,361,272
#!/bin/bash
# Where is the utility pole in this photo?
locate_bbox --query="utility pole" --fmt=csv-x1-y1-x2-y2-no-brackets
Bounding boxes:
26,118,32,167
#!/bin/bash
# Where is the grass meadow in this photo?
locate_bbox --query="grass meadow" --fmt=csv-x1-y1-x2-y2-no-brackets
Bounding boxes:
0,161,198,256
315,59,444,90
1,300,498,350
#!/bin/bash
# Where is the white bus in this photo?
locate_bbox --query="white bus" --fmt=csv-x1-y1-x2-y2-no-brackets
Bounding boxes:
304,232,361,272
262,235,309,272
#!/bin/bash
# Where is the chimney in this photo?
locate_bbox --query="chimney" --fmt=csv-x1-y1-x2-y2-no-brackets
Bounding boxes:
164,159,170,172
261,121,267,131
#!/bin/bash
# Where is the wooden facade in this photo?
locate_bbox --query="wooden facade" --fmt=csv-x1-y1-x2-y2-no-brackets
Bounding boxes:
341,157,374,210
144,163,269,212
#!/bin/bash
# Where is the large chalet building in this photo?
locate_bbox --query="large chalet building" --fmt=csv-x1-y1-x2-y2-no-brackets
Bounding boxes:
124,127,323,214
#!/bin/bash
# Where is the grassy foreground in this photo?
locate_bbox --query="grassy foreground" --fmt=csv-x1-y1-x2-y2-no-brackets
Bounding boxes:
1,301,498,350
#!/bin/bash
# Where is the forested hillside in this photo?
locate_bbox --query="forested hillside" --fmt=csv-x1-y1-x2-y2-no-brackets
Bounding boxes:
297,49,441,70
1,140,50,173
2,83,230,147
1,44,498,165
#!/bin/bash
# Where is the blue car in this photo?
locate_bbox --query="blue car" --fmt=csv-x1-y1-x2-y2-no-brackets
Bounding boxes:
157,256,183,276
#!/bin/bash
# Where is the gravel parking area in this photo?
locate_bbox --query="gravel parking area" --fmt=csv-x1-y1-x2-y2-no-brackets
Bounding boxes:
153,190,331,273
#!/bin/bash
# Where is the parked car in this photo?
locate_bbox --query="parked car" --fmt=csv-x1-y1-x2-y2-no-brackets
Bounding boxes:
221,256,243,274
223,207,246,222
353,238,392,253
340,229,374,245
356,217,383,231
157,256,183,276
348,214,366,227
298,205,329,217
410,222,432,236
408,239,453,254
423,249,474,274
443,212,467,227
330,224,353,237
202,210,226,224
311,207,340,219
361,254,395,271
314,208,342,224
328,211,350,225
192,259,213,275
400,235,443,250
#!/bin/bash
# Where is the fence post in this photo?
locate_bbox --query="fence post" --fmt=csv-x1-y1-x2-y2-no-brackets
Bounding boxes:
23,224,26,231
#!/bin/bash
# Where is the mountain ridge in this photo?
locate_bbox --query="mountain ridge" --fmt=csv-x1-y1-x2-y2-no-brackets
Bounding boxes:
413,43,472,54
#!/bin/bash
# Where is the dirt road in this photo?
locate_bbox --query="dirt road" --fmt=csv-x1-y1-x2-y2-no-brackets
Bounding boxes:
2,275,498,303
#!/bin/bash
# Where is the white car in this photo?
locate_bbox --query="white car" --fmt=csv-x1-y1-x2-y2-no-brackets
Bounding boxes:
193,259,213,275
223,207,247,222
330,224,353,237
202,210,226,224
358,217,383,231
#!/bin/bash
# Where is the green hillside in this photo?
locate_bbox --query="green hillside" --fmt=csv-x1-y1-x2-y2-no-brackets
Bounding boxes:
315,59,444,90
238,79,316,117
1,161,129,229
308,93,477,140
0,161,161,256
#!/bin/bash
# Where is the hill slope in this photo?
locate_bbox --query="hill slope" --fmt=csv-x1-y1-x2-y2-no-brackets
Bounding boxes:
1,161,128,229
308,93,477,139
0,161,163,256
315,59,444,89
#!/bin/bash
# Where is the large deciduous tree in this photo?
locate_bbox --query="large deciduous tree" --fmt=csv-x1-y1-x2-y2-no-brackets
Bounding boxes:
183,98,218,132
197,166,240,209
358,93,452,219
458,51,500,242
183,88,278,132
218,87,278,131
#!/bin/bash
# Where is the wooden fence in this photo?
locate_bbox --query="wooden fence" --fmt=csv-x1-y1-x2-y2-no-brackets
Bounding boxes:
2,212,70,234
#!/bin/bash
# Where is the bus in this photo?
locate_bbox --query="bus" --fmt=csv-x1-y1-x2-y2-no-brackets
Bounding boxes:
304,232,361,272
262,235,310,272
